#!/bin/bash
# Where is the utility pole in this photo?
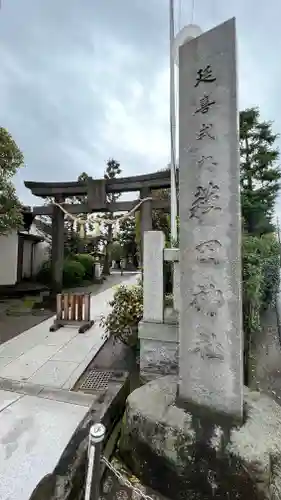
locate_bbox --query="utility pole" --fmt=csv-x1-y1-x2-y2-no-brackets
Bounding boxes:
169,0,178,245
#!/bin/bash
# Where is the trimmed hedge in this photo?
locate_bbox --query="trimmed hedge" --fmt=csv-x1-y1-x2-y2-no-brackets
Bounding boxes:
63,259,85,287
73,253,95,279
36,258,86,287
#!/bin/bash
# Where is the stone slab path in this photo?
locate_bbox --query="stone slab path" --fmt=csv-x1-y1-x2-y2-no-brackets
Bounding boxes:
0,273,138,390
0,273,139,500
0,389,94,500
0,271,133,346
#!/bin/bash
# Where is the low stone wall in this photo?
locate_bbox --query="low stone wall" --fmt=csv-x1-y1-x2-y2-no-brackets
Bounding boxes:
29,375,130,500
119,376,281,500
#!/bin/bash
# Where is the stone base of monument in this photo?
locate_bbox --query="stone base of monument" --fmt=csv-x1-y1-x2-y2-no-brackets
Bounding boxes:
93,276,104,284
138,309,179,381
119,376,281,500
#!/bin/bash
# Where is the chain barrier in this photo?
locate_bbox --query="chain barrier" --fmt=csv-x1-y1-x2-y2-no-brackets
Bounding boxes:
101,456,155,500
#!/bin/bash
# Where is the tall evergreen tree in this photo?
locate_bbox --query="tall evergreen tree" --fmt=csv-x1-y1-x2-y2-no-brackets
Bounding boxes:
102,159,122,275
118,215,138,267
0,127,24,235
240,108,281,235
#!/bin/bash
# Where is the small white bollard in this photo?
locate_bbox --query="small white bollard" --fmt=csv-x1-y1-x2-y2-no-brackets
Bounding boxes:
85,423,106,500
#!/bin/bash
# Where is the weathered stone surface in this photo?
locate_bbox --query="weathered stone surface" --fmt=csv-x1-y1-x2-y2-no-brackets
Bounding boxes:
119,376,281,500
140,338,178,381
178,17,243,422
138,321,178,381
143,231,165,323
173,262,181,312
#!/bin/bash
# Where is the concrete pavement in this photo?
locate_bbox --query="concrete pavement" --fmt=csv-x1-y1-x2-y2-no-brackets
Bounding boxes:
0,273,138,390
0,273,139,500
0,389,93,500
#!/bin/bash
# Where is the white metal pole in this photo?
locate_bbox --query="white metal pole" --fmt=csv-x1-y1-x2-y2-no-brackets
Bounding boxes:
85,423,106,500
169,0,178,246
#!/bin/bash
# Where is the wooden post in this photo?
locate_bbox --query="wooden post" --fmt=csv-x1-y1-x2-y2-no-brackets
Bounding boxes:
51,198,65,296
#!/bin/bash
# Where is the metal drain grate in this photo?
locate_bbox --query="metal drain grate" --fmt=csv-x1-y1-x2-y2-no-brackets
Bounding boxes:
80,370,114,391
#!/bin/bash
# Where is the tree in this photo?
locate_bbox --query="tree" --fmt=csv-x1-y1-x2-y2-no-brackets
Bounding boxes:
152,187,171,240
102,159,122,275
118,215,139,267
240,108,281,235
110,240,123,264
0,127,24,235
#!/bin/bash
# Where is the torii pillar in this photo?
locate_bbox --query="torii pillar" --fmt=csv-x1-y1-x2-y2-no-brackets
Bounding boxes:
51,197,65,296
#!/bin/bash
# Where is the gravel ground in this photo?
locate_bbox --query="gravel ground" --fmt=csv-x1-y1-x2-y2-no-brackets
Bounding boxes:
251,306,281,405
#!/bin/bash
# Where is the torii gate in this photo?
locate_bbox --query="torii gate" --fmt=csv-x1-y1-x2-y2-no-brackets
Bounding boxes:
25,170,172,295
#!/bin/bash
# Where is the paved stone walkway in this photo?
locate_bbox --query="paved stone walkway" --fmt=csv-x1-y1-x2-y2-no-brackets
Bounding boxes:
0,388,94,500
0,273,139,500
0,273,138,390
0,272,133,346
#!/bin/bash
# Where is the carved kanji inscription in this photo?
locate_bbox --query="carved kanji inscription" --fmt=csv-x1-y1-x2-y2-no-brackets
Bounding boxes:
190,182,221,221
193,93,216,115
190,331,224,361
196,155,218,169
196,123,215,141
195,239,222,264
190,283,224,317
194,65,216,88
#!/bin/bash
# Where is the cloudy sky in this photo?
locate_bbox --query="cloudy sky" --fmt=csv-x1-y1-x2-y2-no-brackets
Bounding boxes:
0,0,281,211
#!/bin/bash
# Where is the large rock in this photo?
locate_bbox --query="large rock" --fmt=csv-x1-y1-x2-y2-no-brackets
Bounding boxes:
119,376,281,499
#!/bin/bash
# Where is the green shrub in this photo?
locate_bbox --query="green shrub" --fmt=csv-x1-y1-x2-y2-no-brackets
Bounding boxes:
259,234,280,308
100,284,143,347
242,233,280,335
63,259,85,287
36,258,86,287
242,233,280,385
242,235,263,335
73,253,94,279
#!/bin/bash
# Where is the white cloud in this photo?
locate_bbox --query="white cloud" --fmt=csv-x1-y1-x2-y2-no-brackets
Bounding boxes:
99,67,170,172
0,0,281,214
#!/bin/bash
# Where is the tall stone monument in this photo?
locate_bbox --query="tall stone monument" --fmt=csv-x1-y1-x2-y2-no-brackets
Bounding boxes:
177,18,243,422
120,20,281,499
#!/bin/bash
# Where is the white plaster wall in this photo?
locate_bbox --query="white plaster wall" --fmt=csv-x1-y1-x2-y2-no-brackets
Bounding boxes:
0,231,18,285
30,223,50,274
33,240,50,274
22,240,32,278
